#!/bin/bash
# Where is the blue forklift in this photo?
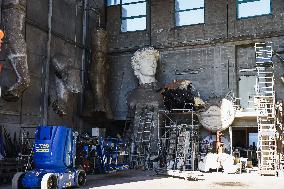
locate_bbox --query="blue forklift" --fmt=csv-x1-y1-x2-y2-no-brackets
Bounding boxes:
12,126,86,189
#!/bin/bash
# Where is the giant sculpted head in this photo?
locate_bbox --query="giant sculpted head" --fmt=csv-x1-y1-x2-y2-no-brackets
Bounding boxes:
131,47,160,85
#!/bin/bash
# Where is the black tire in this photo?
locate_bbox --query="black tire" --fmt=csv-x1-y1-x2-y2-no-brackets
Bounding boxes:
47,175,58,189
12,172,25,189
77,170,86,187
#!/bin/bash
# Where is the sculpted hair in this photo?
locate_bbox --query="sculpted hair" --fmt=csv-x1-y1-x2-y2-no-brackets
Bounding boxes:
131,47,160,77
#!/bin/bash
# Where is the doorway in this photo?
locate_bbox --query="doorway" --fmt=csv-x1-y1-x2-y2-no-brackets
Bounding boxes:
232,127,258,166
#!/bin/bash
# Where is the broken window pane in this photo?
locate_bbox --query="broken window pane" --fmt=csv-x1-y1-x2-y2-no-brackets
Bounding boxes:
175,0,205,26
237,0,271,18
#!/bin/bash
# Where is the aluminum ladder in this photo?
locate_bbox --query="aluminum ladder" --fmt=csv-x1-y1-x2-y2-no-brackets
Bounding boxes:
255,42,278,176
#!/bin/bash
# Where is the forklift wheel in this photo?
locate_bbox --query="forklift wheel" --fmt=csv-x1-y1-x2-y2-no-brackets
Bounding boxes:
12,172,25,189
41,173,58,189
76,170,86,187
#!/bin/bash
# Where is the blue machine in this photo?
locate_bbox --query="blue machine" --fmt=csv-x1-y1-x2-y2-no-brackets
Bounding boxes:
12,126,86,189
96,137,129,173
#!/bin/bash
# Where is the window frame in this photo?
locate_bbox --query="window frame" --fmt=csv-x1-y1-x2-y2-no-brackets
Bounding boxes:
238,74,257,112
236,0,272,20
174,0,205,27
120,0,148,33
107,0,120,6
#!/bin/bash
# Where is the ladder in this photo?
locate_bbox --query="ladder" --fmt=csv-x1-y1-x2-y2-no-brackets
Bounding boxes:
131,106,155,169
159,109,199,171
166,126,178,163
255,42,278,176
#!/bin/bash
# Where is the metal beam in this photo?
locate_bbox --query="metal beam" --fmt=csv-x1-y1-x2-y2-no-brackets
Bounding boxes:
42,0,53,125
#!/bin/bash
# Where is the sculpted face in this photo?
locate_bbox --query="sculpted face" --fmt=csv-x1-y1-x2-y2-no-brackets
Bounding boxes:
138,55,157,77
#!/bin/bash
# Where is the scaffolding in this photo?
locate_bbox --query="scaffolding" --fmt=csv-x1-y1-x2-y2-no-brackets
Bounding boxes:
158,108,199,171
255,42,278,175
128,106,156,169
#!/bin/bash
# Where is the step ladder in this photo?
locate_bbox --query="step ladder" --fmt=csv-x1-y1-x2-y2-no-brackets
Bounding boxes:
275,101,284,163
254,42,278,176
130,106,155,169
166,127,178,161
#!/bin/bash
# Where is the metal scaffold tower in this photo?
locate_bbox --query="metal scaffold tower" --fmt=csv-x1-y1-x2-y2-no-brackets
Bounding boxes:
255,42,278,176
158,108,199,171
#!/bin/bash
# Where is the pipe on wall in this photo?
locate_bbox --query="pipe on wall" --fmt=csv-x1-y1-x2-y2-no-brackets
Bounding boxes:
42,0,53,125
1,0,31,102
79,0,88,129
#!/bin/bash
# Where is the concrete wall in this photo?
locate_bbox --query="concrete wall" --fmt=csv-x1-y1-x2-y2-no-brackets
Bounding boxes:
0,0,105,137
106,0,284,120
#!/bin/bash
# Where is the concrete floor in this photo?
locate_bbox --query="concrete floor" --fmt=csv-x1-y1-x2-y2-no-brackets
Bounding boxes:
1,170,284,189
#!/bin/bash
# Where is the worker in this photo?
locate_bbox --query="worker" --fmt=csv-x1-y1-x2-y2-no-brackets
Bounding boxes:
0,29,4,97
0,29,4,50
216,131,224,154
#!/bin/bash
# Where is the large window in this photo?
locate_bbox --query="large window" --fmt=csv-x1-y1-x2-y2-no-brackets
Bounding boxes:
238,75,256,112
175,0,205,26
121,0,147,32
249,133,258,147
237,0,271,19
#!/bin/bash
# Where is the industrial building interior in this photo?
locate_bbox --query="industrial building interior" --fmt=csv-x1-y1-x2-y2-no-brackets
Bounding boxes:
0,0,284,188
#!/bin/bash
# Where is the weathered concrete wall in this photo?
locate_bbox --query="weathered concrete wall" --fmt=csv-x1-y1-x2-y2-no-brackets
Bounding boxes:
108,54,137,120
107,0,284,120
0,0,105,137
159,45,236,99
235,37,284,99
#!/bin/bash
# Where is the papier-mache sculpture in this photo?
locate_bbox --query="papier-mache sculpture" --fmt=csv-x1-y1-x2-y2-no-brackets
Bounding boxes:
127,47,163,109
131,47,159,85
126,47,163,167
2,0,31,101
51,54,82,116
